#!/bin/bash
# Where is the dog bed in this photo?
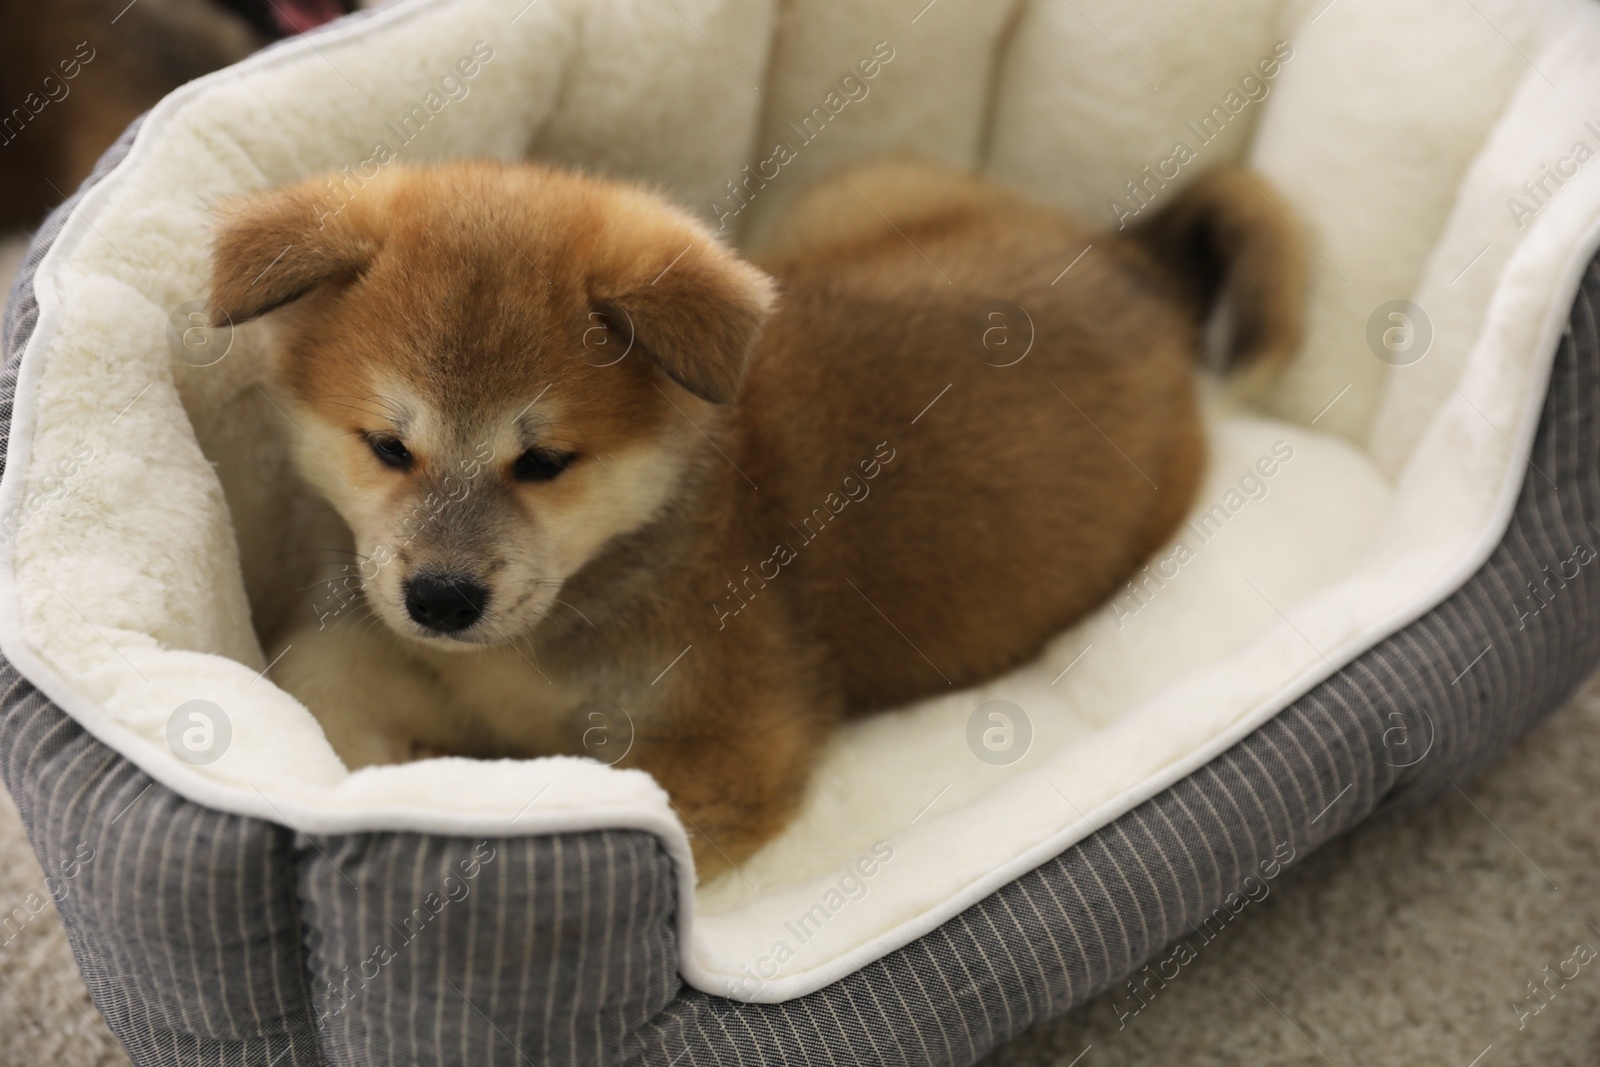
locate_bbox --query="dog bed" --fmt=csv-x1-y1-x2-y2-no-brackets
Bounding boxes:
4,0,1600,1062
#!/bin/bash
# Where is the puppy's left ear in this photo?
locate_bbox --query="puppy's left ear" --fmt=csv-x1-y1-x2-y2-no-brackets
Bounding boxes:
595,235,777,405
208,180,380,327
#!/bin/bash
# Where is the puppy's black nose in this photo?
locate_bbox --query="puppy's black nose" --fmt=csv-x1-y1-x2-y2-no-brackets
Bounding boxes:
404,574,488,633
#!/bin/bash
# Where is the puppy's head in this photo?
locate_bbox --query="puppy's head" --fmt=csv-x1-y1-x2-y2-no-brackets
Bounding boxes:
209,161,775,648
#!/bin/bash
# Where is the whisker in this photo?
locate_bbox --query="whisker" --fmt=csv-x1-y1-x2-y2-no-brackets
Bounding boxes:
268,547,368,560
532,577,623,625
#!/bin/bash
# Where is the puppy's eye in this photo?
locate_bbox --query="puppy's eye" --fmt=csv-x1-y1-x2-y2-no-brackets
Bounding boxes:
367,434,413,471
513,448,576,483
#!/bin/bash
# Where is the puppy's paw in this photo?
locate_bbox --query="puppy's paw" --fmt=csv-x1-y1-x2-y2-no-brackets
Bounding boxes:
405,738,451,761
265,610,468,771
322,730,429,771
662,792,791,885
689,837,728,882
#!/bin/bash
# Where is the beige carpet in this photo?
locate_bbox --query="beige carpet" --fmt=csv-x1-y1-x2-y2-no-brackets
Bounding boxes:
1,676,1596,1065
0,788,126,1067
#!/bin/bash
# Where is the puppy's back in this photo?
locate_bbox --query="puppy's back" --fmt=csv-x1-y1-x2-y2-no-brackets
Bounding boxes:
740,161,1300,713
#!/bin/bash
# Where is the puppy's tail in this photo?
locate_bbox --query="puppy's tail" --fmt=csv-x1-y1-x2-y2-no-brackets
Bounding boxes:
1129,167,1305,397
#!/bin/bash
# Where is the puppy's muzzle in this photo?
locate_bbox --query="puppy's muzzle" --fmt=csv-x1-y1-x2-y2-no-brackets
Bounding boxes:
404,573,489,634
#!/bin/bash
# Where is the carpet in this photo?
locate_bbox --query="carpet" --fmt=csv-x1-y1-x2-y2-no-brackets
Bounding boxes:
0,784,126,1067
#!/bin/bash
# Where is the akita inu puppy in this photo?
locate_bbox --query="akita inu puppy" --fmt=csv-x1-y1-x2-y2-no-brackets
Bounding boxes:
208,159,1302,876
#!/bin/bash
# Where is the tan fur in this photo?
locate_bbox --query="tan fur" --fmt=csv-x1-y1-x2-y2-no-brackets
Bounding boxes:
210,159,1303,877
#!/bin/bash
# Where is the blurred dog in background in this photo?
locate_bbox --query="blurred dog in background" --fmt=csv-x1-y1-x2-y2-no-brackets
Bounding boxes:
0,0,353,233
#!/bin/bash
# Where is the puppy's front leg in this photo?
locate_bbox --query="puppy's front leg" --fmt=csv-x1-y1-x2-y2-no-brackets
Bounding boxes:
267,610,487,769
624,652,836,879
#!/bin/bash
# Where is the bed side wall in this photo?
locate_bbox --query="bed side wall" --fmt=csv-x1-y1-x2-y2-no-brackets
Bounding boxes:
296,830,680,1066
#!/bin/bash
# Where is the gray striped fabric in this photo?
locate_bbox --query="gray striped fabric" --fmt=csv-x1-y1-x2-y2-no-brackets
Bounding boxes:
3,59,1599,1067
297,832,679,1066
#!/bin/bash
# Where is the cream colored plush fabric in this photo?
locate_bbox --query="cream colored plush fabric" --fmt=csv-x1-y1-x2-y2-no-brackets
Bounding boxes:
4,0,1600,1002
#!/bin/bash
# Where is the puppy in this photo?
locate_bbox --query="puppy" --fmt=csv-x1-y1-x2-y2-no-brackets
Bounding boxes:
208,159,1303,875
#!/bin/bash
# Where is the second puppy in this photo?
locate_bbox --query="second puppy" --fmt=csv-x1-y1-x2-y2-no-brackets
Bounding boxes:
209,159,1303,875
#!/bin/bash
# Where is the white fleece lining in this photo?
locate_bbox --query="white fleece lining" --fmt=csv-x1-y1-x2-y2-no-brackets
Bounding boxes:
2,0,1598,1003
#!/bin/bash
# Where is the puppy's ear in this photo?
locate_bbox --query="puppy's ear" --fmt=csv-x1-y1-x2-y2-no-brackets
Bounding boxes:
595,237,777,405
208,181,378,327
